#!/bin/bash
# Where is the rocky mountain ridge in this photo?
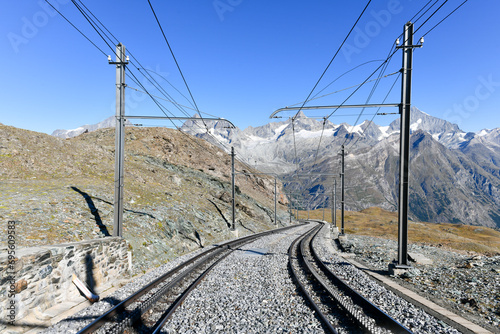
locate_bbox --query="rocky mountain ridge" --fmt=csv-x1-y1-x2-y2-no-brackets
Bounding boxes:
51,116,132,139
181,108,500,228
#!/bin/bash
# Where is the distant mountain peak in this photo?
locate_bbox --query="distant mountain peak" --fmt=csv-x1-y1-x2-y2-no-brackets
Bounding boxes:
51,116,132,139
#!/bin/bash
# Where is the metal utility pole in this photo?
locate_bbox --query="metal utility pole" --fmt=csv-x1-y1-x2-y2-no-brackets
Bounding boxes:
231,146,236,230
110,43,128,238
396,22,422,267
274,177,277,225
340,145,345,235
332,179,337,227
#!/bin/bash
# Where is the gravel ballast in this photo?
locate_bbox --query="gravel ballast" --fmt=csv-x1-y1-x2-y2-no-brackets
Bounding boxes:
161,224,323,333
42,223,495,333
339,234,499,333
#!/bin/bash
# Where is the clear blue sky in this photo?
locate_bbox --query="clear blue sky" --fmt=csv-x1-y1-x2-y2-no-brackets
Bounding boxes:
1,1,499,134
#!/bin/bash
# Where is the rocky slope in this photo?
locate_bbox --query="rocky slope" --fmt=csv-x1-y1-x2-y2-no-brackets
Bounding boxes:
0,124,290,275
182,108,500,228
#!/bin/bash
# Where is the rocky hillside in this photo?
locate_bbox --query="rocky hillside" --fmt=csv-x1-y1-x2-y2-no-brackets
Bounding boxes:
0,124,290,275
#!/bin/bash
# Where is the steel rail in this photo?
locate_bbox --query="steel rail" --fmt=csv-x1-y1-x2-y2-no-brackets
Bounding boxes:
106,246,230,333
300,225,379,332
288,223,339,334
78,223,304,334
308,224,412,333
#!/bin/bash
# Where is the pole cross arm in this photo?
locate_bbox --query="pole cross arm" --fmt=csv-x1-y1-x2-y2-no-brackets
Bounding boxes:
270,103,400,119
123,116,236,128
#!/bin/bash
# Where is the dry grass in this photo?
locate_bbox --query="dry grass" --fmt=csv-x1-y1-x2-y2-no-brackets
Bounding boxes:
299,207,500,255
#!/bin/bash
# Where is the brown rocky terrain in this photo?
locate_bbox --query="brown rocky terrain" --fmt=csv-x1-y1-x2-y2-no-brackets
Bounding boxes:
0,124,290,275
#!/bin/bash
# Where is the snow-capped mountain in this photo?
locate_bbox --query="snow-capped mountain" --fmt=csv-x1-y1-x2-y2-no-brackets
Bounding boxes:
182,107,500,228
51,116,132,138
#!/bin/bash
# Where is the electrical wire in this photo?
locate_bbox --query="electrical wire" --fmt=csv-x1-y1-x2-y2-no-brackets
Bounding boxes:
74,1,236,159
44,0,107,56
47,0,260,186
341,44,396,147
147,0,207,130
289,0,465,208
125,86,200,112
316,0,458,206
346,72,401,150
420,0,469,38
291,0,372,122
409,0,436,24
414,0,449,34
287,0,373,197
139,68,197,111
71,1,225,157
287,71,399,109
412,0,440,26
73,0,199,122
310,59,385,101
74,0,193,120
71,0,116,54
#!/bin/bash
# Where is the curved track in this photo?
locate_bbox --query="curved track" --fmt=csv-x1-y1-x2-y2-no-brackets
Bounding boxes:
77,224,303,334
289,221,412,334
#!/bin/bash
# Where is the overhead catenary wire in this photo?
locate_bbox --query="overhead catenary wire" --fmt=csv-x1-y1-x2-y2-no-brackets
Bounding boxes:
291,0,373,122
285,0,468,208
147,0,207,130
412,0,440,26
73,0,196,121
290,0,451,205
346,72,401,150
297,66,398,180
126,86,202,113
310,59,385,101
287,0,372,198
313,1,463,208
324,0,459,123
340,44,397,148
73,2,229,163
414,0,449,35
287,71,400,109
70,0,117,55
71,0,182,121
338,0,468,150
42,0,284,199
44,0,107,56
138,68,197,111
57,1,237,162
51,0,181,128
71,0,207,129
420,0,469,38
47,0,467,211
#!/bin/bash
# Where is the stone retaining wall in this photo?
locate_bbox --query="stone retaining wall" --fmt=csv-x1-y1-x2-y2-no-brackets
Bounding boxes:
0,237,130,323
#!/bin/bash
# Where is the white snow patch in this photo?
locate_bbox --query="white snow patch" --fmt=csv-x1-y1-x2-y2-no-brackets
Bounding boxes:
377,126,392,140
410,118,422,131
477,129,490,137
273,123,288,137
296,129,335,139
247,135,274,146
346,124,364,134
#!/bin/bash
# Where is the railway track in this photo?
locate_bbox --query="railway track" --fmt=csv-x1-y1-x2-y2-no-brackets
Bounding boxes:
76,224,304,334
288,222,412,334
42,220,466,333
